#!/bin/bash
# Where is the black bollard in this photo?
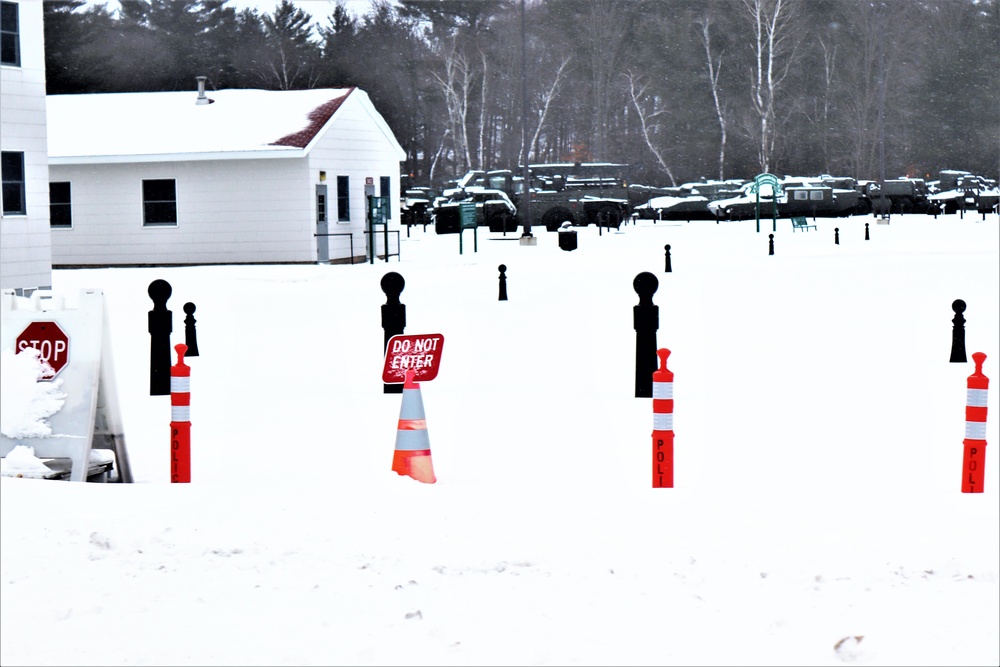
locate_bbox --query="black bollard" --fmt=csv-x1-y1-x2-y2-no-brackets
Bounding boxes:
865,222,870,241
664,244,672,273
950,299,967,363
183,302,199,357
835,227,840,245
768,234,774,256
498,264,508,301
381,272,406,393
633,272,659,398
148,279,173,396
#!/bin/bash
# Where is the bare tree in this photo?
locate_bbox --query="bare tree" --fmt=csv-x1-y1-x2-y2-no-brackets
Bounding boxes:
625,71,676,185
527,55,572,163
478,49,488,170
840,2,882,178
697,14,728,181
741,0,797,173
579,0,636,159
429,128,451,186
431,37,476,173
815,35,837,174
836,0,923,180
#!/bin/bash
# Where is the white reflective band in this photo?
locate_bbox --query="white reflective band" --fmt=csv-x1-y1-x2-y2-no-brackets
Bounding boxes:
171,376,191,393
653,413,673,431
171,406,191,422
965,421,987,440
966,388,988,407
653,381,673,399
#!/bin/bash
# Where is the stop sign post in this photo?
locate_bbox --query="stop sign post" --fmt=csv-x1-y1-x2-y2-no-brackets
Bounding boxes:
16,321,70,380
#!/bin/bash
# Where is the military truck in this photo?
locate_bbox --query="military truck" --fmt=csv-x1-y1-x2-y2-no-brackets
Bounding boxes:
431,186,518,234
400,187,436,229
927,171,998,215
448,163,633,232
860,179,930,214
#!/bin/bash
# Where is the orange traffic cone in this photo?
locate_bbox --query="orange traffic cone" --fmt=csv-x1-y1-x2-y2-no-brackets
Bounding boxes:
392,369,437,483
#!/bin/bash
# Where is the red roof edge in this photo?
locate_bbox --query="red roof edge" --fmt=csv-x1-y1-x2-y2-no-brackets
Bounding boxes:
270,87,355,148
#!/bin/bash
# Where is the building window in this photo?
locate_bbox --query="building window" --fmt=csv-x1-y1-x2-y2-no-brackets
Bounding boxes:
50,182,72,227
337,175,349,221
1,151,25,214
380,176,391,219
0,1,19,67
143,179,177,225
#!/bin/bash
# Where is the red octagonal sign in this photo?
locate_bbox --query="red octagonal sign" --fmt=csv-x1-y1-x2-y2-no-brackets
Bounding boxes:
16,321,70,381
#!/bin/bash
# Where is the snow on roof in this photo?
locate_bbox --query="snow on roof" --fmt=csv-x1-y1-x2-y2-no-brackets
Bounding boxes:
46,87,354,163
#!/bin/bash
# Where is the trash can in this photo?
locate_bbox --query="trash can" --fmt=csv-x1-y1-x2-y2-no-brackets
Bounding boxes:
557,222,577,251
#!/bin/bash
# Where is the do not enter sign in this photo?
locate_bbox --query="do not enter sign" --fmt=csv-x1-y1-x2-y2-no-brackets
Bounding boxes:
382,333,444,383
16,321,70,380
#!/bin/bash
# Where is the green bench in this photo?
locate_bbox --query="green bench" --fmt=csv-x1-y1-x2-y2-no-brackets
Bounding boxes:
791,216,817,231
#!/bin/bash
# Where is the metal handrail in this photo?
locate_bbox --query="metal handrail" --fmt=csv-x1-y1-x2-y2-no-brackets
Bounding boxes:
363,229,401,263
313,232,356,264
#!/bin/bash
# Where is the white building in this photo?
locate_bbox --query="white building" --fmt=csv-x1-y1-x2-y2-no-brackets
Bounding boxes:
1,0,53,294
46,83,406,266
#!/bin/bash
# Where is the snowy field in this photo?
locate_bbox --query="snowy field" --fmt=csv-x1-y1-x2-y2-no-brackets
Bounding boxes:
1,212,998,666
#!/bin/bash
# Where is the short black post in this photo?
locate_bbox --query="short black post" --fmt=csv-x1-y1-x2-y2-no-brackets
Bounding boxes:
664,244,672,273
835,227,840,245
498,264,508,301
183,302,199,357
633,272,659,398
381,272,406,393
950,299,967,363
865,222,870,241
768,234,774,256
148,279,173,396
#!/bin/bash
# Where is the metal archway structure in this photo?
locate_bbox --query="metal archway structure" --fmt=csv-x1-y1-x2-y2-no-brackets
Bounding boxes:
750,173,783,233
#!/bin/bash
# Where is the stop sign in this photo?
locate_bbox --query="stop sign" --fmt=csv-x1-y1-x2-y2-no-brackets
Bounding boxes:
16,321,70,381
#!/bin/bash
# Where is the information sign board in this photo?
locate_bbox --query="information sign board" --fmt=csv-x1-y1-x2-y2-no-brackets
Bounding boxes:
460,202,478,230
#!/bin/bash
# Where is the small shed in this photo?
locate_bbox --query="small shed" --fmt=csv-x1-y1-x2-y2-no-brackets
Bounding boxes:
46,84,405,266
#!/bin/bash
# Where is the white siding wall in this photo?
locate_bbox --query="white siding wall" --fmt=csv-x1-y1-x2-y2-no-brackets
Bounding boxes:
308,93,403,262
0,0,52,292
49,158,319,265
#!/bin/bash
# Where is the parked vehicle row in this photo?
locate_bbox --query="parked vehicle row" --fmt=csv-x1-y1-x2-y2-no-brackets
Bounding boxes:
403,167,998,235
636,171,997,222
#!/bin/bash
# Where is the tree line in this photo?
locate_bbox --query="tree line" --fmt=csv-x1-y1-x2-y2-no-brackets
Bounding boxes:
43,0,999,187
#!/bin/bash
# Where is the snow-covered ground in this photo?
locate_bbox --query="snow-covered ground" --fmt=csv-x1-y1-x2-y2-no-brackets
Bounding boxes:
2,212,998,666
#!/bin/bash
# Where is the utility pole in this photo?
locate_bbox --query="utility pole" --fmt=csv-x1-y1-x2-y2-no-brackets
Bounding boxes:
519,0,534,244
876,2,888,219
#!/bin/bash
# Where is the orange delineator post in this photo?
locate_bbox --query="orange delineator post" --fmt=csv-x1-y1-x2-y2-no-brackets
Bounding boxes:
652,348,674,488
170,343,191,483
392,369,436,484
962,352,989,493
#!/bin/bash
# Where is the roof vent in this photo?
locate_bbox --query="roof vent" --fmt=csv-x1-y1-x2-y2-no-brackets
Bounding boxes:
195,76,212,105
